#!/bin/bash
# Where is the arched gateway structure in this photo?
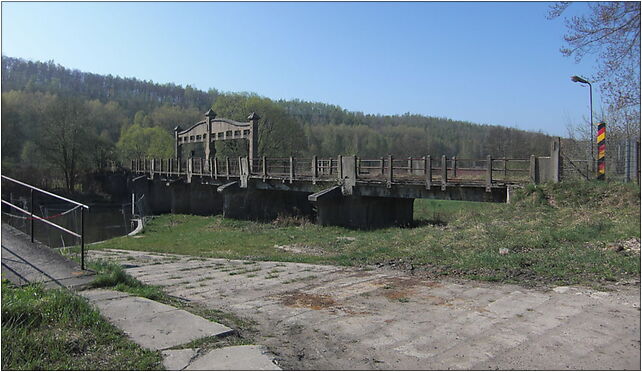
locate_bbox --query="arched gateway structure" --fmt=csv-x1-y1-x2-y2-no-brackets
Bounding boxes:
175,109,260,171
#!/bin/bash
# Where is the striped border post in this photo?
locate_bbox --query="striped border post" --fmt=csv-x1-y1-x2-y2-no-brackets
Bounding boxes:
597,122,606,180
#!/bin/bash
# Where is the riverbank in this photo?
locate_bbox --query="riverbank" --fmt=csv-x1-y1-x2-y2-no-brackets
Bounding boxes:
89,181,640,287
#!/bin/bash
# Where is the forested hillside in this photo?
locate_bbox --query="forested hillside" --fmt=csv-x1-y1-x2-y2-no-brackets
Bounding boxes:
1,56,553,191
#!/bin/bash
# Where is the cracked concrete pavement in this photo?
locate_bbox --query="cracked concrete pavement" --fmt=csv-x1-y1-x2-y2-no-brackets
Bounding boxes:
89,249,641,370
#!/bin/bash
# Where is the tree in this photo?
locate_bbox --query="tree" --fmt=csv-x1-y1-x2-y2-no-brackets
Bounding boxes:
211,94,307,158
549,2,640,131
116,124,174,161
38,97,90,192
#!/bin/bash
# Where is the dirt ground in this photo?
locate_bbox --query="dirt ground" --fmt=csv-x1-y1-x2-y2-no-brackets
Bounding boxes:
89,249,641,370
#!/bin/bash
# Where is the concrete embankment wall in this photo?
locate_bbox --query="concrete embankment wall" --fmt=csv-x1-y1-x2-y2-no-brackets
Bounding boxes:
129,178,414,229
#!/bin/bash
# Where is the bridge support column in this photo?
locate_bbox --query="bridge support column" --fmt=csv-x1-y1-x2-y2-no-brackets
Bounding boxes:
309,187,413,229
167,182,223,215
218,184,314,221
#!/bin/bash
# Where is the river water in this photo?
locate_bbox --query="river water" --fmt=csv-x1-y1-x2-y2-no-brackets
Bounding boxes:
1,199,135,248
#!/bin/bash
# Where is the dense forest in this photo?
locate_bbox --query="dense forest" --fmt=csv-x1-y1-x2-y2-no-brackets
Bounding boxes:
1,56,553,191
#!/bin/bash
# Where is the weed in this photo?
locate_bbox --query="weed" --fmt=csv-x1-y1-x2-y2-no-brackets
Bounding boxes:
1,282,162,370
88,260,169,301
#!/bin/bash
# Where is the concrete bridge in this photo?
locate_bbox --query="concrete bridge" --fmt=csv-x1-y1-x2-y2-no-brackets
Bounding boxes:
129,112,562,229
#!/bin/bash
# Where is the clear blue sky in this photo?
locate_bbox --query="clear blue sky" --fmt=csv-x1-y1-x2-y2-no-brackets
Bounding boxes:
2,1,602,136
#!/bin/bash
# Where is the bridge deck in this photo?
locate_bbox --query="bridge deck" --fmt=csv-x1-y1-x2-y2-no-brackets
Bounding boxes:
130,156,531,192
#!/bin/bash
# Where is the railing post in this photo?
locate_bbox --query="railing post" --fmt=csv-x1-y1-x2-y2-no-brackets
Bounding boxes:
408,157,412,175
262,156,267,178
425,155,432,190
225,157,230,179
338,155,343,181
452,156,457,178
289,156,294,183
441,155,447,190
238,157,242,176
380,157,385,176
80,207,85,270
213,158,218,179
529,155,537,183
312,155,318,184
387,155,393,188
486,155,493,191
30,188,34,243
201,158,204,175
503,157,508,179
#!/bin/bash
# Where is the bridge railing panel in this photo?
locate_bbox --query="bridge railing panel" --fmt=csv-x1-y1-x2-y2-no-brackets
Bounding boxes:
293,158,313,178
490,158,530,183
449,158,487,183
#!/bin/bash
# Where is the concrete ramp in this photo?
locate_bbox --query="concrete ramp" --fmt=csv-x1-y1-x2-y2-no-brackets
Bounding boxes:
1,223,94,289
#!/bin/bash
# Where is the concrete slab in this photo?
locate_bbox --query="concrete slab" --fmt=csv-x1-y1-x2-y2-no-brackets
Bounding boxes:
94,249,641,370
162,348,199,370
185,345,281,371
80,288,131,302
81,289,233,350
1,223,94,289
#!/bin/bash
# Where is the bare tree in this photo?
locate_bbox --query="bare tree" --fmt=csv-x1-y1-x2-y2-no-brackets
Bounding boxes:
38,97,90,192
549,2,640,132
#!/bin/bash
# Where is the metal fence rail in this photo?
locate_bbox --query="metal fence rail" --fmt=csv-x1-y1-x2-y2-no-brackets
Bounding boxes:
1,175,89,269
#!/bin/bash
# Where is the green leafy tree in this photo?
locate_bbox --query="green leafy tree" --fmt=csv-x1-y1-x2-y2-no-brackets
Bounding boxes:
211,94,307,158
116,124,174,161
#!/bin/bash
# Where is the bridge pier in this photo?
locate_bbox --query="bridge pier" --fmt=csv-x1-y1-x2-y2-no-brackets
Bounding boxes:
309,187,414,229
218,183,314,221
132,178,223,216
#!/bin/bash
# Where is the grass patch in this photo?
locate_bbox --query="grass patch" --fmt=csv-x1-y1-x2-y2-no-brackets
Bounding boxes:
1,281,162,370
91,181,640,286
88,260,168,301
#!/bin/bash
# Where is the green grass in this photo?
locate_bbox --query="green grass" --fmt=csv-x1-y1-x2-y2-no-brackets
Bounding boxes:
1,281,162,370
91,181,640,286
88,260,169,301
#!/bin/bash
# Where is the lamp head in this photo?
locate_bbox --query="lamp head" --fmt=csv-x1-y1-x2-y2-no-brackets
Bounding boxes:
571,75,590,84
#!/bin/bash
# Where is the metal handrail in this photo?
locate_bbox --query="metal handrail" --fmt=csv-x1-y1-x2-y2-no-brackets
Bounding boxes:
1,176,88,269
0,200,81,238
1,176,89,209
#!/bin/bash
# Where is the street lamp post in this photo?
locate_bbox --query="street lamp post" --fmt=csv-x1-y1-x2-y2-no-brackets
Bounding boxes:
571,75,594,172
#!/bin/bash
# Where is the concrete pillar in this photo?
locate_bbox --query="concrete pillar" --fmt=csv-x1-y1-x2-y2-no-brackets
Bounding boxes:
387,155,393,188
174,126,182,160
425,155,432,190
550,137,561,183
220,187,314,221
247,112,260,171
452,156,457,178
170,183,191,214
204,109,216,169
342,156,357,194
486,155,493,191
529,155,540,184
310,192,414,229
441,155,447,191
